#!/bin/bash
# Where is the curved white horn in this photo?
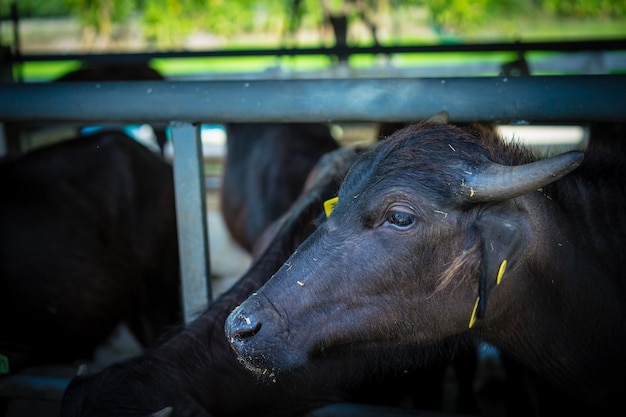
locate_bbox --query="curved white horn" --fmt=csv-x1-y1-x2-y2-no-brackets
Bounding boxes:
459,150,584,203
149,407,173,417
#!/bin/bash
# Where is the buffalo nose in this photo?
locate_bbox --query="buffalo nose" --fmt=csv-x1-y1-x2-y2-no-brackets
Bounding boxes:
226,306,262,345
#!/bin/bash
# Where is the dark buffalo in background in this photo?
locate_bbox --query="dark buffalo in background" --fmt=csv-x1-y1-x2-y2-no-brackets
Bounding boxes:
220,123,340,256
0,130,181,374
226,118,626,415
55,63,164,83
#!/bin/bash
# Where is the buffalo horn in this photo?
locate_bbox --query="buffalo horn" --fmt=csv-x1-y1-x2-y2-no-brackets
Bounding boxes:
76,364,89,377
460,150,584,203
149,407,173,417
427,111,450,124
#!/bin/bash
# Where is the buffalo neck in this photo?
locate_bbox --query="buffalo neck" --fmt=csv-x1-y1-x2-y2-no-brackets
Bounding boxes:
476,181,626,409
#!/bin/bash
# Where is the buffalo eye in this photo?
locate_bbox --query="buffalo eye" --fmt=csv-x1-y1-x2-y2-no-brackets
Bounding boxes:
385,210,415,230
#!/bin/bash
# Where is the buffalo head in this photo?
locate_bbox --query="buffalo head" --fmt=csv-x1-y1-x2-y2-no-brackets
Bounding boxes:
225,120,583,378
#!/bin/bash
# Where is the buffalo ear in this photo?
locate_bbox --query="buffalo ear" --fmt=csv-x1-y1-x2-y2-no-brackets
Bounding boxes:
473,209,528,319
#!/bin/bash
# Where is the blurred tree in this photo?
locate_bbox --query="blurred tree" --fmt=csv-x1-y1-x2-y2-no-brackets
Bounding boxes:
0,0,71,18
420,0,626,36
421,0,527,36
541,0,625,18
142,0,288,49
4,0,624,52
64,0,139,49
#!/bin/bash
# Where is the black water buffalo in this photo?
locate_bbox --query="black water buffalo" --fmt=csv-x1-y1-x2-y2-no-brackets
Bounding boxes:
220,123,339,256
0,130,181,372
59,146,430,417
226,118,626,414
56,63,164,82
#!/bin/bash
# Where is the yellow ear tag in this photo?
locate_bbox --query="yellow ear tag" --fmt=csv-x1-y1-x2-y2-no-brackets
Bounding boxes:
323,196,339,217
496,259,507,285
468,297,480,329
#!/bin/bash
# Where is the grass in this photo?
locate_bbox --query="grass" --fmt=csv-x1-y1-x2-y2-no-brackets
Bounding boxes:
17,61,83,81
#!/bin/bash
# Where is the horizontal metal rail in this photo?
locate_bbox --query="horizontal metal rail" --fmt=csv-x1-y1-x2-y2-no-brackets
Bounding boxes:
9,38,626,64
1,75,625,124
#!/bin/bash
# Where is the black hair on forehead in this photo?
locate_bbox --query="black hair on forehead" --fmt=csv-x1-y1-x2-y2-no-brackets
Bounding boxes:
338,121,538,205
339,122,484,197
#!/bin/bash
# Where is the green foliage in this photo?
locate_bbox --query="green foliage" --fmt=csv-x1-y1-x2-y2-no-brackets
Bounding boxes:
214,0,288,34
422,0,531,34
141,0,289,49
541,0,625,18
64,0,138,26
142,0,193,48
1,0,71,18
420,0,626,35
5,0,626,52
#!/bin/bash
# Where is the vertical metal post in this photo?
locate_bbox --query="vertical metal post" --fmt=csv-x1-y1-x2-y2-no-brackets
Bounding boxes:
170,121,211,324
0,44,19,155
10,2,23,82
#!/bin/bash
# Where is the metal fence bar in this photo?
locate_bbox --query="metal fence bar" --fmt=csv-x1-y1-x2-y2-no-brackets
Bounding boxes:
170,122,211,323
11,38,626,63
1,75,625,124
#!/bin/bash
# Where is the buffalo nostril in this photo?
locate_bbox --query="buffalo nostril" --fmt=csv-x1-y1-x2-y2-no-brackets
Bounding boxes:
234,320,262,341
227,309,262,342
